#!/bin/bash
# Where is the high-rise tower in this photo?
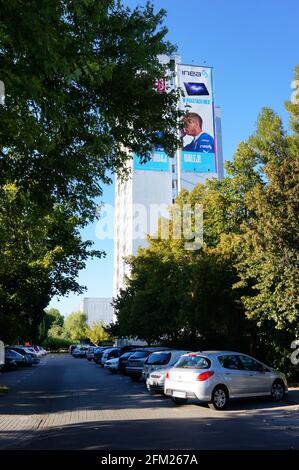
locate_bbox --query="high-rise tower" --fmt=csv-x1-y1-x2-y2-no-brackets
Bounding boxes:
113,57,224,297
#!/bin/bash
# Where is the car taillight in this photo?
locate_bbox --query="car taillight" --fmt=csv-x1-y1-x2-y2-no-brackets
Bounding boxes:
196,371,214,381
166,372,169,379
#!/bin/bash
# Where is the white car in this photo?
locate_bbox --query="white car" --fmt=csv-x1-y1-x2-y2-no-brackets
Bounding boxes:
147,367,172,394
144,350,191,392
164,351,288,410
104,357,119,373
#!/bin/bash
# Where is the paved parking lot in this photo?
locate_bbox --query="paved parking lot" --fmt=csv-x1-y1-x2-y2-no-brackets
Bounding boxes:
0,354,298,450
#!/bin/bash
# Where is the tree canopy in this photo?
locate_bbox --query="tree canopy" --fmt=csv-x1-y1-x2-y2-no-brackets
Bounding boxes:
0,0,181,341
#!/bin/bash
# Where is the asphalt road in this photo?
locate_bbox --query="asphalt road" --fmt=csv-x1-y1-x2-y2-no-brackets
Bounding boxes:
0,354,298,450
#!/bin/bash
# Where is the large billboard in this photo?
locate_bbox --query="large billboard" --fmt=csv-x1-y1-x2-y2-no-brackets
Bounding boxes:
179,65,216,173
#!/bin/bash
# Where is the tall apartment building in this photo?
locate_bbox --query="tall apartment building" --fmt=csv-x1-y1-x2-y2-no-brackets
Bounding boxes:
113,57,224,297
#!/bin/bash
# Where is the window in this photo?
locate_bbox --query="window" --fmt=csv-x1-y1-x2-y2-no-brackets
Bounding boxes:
174,355,211,369
130,351,150,359
238,355,267,372
218,355,241,370
146,352,171,366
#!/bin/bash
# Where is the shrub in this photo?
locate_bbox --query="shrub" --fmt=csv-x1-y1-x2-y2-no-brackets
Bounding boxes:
42,336,73,351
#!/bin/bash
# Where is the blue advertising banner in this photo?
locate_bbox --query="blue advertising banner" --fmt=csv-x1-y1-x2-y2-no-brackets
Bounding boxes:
179,65,217,173
181,151,216,173
133,151,169,172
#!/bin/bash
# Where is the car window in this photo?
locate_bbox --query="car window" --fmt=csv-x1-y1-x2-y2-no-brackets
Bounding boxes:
146,352,171,365
218,355,241,370
238,355,267,372
129,351,149,359
120,352,131,359
174,355,211,369
109,350,120,358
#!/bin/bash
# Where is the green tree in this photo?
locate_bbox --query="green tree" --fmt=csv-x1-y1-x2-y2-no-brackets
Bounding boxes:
48,324,67,339
38,307,65,341
0,1,181,339
113,196,248,348
86,321,111,345
64,311,88,342
236,107,299,333
44,308,64,329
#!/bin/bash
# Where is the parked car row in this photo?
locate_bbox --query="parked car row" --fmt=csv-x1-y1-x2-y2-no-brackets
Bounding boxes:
78,345,289,411
1,345,47,371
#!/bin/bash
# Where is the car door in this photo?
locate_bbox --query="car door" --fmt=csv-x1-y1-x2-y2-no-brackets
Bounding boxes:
237,355,272,395
218,354,249,396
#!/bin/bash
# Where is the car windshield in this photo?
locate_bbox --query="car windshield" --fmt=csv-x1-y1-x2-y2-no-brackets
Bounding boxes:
174,355,211,369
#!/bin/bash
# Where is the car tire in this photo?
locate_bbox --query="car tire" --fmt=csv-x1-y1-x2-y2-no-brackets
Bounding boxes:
271,380,285,402
171,396,188,405
208,385,229,410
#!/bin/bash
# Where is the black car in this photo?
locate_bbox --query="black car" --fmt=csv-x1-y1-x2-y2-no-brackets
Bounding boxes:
118,350,139,374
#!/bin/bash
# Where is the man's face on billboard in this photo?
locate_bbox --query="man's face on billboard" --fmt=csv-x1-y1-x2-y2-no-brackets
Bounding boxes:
183,115,201,137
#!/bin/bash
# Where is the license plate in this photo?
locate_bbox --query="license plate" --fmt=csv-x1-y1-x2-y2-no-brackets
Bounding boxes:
172,391,186,398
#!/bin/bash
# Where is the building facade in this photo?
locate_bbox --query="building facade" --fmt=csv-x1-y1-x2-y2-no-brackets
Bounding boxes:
80,298,113,326
113,57,224,297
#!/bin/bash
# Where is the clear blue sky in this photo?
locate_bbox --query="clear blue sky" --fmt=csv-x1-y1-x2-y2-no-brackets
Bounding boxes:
49,0,299,316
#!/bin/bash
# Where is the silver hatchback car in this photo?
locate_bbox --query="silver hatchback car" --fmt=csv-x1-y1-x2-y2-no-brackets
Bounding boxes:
164,351,288,410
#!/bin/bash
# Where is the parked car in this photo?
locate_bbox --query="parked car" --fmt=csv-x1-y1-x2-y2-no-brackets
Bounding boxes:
126,348,173,381
143,350,190,381
118,351,138,374
93,347,110,364
69,344,78,355
72,346,89,358
100,347,122,366
9,346,39,365
5,348,27,369
104,357,119,373
145,350,191,393
24,346,43,358
86,346,96,361
164,351,288,410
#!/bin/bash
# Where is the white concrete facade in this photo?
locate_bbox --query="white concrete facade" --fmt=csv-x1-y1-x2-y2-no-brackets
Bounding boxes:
113,164,172,296
80,298,113,326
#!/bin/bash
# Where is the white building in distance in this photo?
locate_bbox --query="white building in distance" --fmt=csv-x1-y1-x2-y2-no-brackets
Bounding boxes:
80,298,113,326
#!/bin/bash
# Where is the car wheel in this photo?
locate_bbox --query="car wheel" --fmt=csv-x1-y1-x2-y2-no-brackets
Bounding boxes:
209,385,229,410
271,380,285,402
171,396,188,405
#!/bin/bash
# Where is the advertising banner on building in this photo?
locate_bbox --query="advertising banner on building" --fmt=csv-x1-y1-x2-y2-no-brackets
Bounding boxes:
133,150,169,172
179,65,216,173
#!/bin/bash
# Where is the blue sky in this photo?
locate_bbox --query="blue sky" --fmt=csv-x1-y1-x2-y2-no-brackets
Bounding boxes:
49,0,299,316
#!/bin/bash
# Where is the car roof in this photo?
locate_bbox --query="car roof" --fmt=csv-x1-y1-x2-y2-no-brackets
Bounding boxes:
187,351,248,357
